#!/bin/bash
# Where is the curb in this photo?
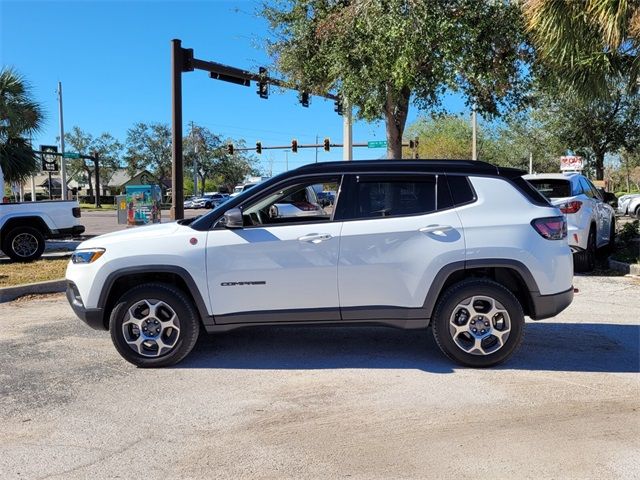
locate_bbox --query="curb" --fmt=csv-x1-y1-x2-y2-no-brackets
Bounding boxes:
608,257,640,275
0,279,67,303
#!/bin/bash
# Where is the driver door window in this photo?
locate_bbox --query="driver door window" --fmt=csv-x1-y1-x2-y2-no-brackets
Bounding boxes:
241,177,341,227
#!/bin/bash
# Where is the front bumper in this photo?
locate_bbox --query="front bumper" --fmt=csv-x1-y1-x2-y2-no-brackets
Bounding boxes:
66,282,106,330
529,287,574,320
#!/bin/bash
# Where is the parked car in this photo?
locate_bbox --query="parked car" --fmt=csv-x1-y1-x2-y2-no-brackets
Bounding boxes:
618,193,640,219
525,172,616,272
66,160,573,368
229,183,258,198
192,193,228,209
183,196,196,209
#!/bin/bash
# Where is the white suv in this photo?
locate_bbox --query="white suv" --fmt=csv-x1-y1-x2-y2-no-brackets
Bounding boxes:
525,173,615,272
66,160,574,368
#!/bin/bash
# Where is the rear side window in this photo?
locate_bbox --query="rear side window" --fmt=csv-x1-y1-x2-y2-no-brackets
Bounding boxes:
446,175,475,205
527,179,572,199
579,178,595,198
350,175,436,219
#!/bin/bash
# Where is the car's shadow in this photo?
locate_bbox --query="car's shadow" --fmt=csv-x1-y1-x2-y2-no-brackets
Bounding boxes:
176,322,639,374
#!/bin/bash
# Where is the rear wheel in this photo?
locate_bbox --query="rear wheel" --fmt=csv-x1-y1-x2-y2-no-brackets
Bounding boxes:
431,279,525,368
605,218,616,254
109,283,200,367
573,226,596,273
2,226,46,262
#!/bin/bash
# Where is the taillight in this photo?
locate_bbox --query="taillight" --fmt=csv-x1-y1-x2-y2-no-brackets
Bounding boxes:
72,207,81,218
531,216,567,240
559,200,582,214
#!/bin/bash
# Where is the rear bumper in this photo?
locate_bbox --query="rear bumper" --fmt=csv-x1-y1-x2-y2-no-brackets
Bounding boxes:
50,225,85,238
529,287,574,320
66,282,106,330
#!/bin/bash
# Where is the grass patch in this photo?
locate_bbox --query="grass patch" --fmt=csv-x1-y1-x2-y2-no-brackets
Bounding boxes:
0,258,68,287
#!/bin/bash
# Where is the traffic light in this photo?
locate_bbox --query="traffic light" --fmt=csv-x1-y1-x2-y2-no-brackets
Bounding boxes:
300,91,310,107
291,139,298,153
409,139,415,149
227,144,234,155
257,67,269,99
256,142,262,154
334,99,343,115
324,138,330,152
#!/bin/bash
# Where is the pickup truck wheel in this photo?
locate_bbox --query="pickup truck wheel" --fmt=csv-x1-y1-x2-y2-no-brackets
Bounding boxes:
109,283,200,368
431,279,525,368
2,226,46,262
573,227,596,273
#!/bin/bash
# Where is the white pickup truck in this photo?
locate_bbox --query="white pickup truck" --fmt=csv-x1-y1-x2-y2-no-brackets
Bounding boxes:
1,167,85,261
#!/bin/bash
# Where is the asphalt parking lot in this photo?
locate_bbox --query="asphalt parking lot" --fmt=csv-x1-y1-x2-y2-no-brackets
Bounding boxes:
0,274,639,479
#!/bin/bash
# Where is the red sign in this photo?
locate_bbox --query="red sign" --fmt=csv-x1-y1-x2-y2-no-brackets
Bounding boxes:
560,156,584,171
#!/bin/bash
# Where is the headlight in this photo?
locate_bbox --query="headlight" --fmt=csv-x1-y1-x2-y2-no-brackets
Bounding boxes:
71,248,105,264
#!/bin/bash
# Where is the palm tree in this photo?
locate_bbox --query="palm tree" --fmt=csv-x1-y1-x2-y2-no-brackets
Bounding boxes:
523,0,640,97
0,67,44,183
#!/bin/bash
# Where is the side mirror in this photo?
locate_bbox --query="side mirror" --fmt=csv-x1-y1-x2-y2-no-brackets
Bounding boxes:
220,207,243,228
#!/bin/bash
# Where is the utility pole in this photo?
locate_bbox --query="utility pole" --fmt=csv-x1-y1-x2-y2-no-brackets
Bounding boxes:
471,103,477,161
57,82,68,199
190,121,198,196
343,99,353,161
285,151,289,171
529,152,533,174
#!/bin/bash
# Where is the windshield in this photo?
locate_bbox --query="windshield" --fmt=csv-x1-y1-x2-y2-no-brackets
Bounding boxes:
527,179,572,199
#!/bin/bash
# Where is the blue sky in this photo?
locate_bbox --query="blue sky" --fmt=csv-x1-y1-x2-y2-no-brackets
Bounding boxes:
1,0,471,175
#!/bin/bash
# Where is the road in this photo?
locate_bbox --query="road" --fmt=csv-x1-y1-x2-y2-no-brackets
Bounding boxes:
0,274,639,479
78,208,207,236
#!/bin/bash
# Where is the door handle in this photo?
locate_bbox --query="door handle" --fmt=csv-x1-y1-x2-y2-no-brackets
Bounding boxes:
298,233,332,243
419,225,453,235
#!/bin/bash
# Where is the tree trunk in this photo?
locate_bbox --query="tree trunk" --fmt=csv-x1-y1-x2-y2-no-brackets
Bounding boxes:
594,152,605,180
384,85,411,159
199,173,206,196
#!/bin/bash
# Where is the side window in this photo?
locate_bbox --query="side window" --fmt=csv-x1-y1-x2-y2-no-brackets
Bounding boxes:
350,175,437,219
586,179,603,200
579,178,595,198
239,177,341,227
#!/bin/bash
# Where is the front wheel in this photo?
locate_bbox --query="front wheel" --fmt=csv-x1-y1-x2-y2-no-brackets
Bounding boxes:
109,283,200,367
431,279,525,368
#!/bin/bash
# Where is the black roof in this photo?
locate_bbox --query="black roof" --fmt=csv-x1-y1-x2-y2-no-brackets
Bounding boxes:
294,159,525,178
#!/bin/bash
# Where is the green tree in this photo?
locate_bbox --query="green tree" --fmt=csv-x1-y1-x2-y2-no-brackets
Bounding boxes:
534,84,640,180
216,138,260,192
482,111,566,173
262,0,530,159
184,125,225,196
0,67,44,183
124,122,172,185
523,0,640,97
404,115,472,160
64,127,123,196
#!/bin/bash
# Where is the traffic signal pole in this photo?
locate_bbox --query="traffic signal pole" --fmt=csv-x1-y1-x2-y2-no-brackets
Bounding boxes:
169,39,344,220
171,39,185,220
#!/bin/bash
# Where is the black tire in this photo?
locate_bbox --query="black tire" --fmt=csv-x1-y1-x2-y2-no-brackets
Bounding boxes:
635,206,640,220
573,226,596,273
604,218,616,254
431,279,525,368
1,226,46,262
109,282,200,367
